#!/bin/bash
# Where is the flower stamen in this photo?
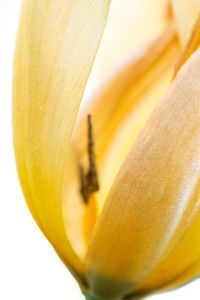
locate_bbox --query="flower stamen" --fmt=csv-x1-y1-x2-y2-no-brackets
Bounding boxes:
80,115,99,204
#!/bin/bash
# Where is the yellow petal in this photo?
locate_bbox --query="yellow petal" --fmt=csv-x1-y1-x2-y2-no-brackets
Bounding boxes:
83,195,98,250
161,253,200,292
97,0,171,78
171,0,200,46
132,212,200,297
175,15,200,75
13,0,110,278
133,21,200,295
85,46,200,299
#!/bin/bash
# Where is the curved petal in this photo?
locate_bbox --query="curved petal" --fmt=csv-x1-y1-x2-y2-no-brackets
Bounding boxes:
63,25,180,259
130,212,200,297
85,47,200,299
171,0,200,46
129,19,200,297
12,0,110,278
159,257,200,292
96,0,171,77
175,15,200,75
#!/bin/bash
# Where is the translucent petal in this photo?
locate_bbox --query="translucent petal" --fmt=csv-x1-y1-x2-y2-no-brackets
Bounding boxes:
97,0,171,78
13,0,110,278
171,0,200,46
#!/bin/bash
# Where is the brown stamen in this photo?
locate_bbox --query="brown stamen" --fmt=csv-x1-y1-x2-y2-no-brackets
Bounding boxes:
80,115,99,204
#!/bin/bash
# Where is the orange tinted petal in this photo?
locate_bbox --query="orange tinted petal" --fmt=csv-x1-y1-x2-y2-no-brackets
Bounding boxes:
85,47,200,299
175,15,200,75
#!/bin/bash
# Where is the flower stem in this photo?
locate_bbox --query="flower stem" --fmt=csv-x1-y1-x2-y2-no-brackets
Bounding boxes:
84,293,111,300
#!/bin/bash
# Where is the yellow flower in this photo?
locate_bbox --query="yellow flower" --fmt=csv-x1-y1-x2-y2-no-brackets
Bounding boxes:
12,0,200,299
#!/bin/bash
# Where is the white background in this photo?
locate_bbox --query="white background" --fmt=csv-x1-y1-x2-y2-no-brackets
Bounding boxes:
0,0,200,299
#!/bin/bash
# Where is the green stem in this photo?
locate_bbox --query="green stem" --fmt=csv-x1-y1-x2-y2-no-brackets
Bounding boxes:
85,295,97,300
84,292,111,300
85,294,144,300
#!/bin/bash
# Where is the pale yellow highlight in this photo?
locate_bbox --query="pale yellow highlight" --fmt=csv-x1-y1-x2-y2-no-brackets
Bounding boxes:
97,0,170,78
171,0,200,46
